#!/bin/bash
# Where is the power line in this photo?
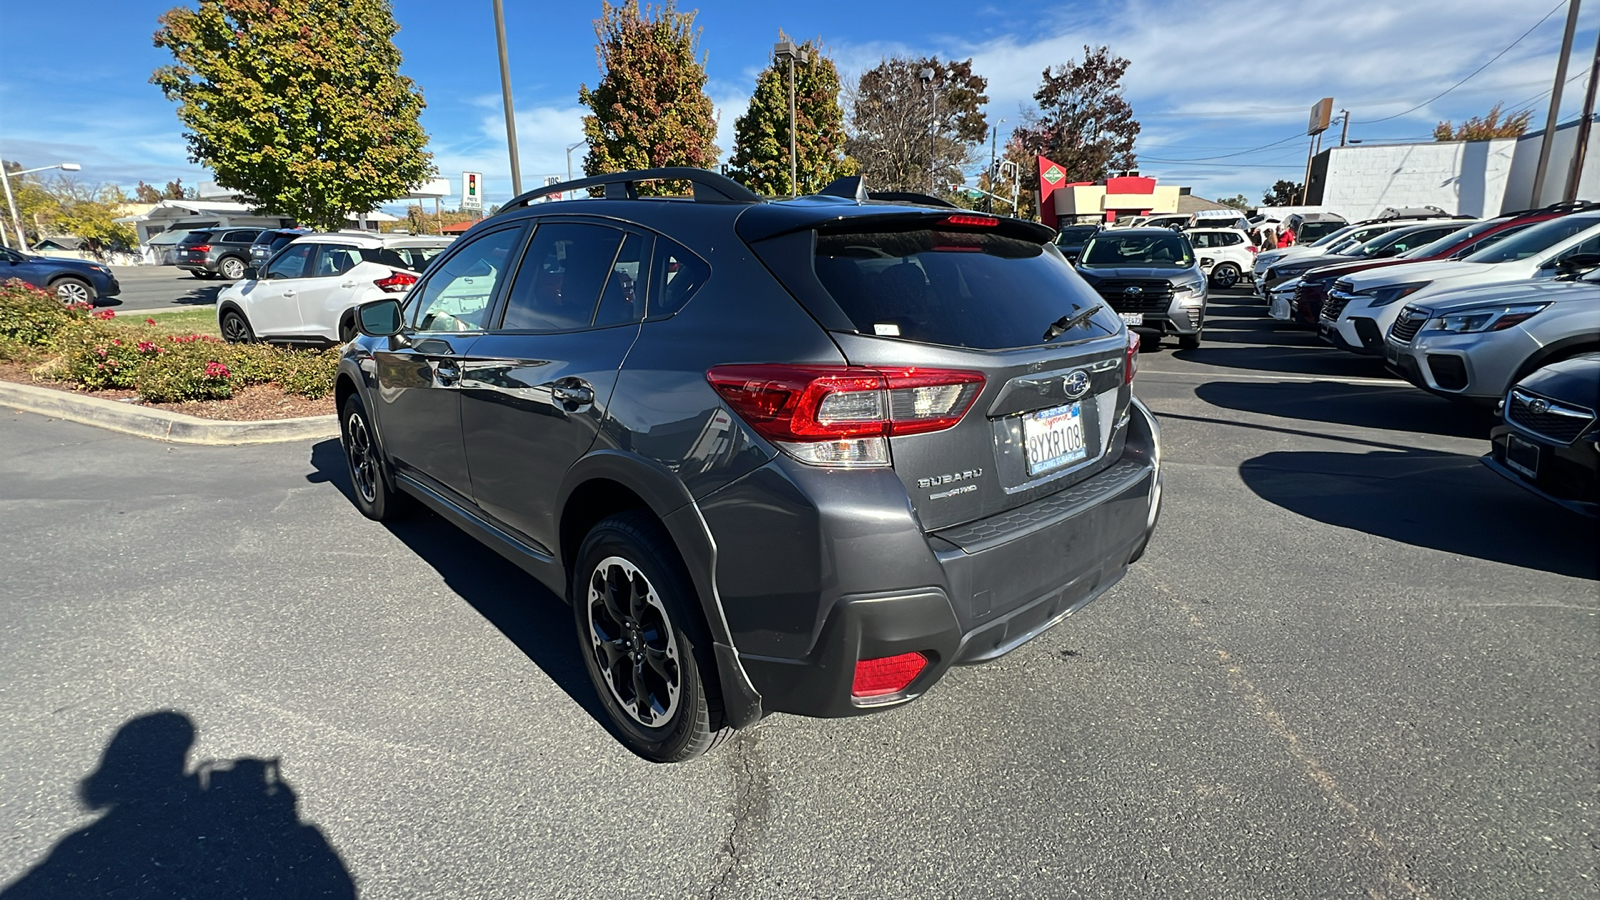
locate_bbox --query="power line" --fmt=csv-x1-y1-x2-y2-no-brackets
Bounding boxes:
1137,131,1306,163
1352,0,1568,124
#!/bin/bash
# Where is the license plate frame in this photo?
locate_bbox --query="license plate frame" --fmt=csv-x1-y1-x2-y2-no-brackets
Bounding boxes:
1119,312,1144,326
1505,433,1540,479
1384,343,1400,365
1022,401,1089,476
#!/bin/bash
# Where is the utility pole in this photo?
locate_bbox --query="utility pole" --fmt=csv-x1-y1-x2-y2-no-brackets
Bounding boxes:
1339,110,1350,147
774,39,808,198
1565,26,1600,202
987,120,1003,214
921,67,939,193
1533,0,1583,207
492,0,523,196
1299,134,1316,205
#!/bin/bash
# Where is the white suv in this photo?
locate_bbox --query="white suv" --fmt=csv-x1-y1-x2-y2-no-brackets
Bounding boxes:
217,232,452,344
1320,211,1600,355
1186,228,1255,288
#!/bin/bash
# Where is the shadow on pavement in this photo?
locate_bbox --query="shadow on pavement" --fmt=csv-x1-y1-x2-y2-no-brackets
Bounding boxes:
1239,446,1599,579
99,280,224,309
1195,379,1496,440
305,438,607,728
0,711,354,899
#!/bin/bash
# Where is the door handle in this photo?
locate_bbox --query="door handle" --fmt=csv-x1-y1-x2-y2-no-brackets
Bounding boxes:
550,380,594,408
434,359,461,388
283,290,297,297
340,280,357,288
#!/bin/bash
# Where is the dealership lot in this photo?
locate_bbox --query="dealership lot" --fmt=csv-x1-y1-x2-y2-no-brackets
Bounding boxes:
1,290,1594,899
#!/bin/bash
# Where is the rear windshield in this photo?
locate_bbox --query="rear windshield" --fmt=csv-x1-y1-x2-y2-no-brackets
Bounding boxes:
812,229,1115,350
1055,226,1098,244
1079,232,1195,268
179,231,214,244
1297,221,1347,243
1464,214,1600,263
367,245,446,271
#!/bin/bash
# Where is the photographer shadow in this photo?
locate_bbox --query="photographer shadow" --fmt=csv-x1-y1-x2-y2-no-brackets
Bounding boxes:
1,711,353,899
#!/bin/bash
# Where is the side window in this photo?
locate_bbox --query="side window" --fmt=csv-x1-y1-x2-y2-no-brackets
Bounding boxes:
593,233,648,328
649,238,710,318
1222,232,1243,246
224,230,255,244
1462,224,1526,256
264,244,313,279
410,226,525,333
313,245,363,277
499,222,624,332
1554,234,1600,264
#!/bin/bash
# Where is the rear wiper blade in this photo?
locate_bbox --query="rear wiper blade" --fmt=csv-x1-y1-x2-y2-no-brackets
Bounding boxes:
1042,305,1103,342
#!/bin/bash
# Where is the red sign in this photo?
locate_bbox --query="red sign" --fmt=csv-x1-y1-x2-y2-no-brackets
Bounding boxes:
1037,156,1070,228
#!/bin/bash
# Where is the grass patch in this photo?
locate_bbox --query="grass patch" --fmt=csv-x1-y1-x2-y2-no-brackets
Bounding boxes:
108,308,220,337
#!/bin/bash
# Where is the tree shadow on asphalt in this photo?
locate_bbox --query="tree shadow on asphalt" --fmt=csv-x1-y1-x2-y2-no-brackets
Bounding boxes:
1193,379,1497,440
305,439,608,729
98,280,225,309
0,711,354,899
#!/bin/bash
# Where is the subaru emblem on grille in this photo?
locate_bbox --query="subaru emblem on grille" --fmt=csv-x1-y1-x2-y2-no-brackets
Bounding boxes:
1123,286,1143,297
1062,369,1092,400
1529,398,1550,414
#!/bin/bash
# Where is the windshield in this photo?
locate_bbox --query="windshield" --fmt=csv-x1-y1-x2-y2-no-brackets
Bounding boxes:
1055,226,1098,245
1464,214,1600,263
812,229,1116,350
1352,227,1432,258
1298,220,1348,243
1400,218,1508,259
1307,224,1357,247
1079,232,1196,268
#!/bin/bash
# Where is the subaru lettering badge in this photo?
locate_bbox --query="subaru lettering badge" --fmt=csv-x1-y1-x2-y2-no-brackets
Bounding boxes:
1062,369,1092,400
1529,398,1550,414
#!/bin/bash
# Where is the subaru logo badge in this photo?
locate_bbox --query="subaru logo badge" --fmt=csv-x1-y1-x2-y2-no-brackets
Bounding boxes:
1123,286,1143,297
1062,369,1092,400
1529,398,1550,414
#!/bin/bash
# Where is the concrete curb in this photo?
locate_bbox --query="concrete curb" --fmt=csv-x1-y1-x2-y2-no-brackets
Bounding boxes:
0,381,339,445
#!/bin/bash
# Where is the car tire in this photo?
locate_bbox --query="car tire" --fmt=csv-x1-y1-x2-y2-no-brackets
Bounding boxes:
50,277,94,305
190,271,210,279
340,393,409,522
219,256,246,280
1178,330,1202,350
1210,263,1240,289
338,316,357,343
573,511,733,763
219,307,256,343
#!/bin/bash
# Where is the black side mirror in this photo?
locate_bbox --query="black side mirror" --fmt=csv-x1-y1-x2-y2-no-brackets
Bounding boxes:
1556,252,1600,275
356,298,404,337
243,266,258,280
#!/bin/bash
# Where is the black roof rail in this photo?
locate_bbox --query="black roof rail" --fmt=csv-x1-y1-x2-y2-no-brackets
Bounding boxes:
1501,199,1600,217
497,167,762,212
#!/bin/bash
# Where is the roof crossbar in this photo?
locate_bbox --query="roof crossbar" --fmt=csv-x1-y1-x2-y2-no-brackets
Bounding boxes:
498,167,762,212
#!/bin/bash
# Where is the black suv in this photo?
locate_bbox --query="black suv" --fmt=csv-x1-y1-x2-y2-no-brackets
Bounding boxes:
337,169,1163,762
175,228,262,280
249,227,310,268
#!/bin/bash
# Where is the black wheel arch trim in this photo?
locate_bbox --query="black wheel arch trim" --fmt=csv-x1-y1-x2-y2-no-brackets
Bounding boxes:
1514,334,1600,384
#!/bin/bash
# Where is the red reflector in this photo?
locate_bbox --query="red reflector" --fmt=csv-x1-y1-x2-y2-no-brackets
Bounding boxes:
706,364,984,442
852,652,928,698
1125,329,1140,385
941,214,999,228
374,270,419,293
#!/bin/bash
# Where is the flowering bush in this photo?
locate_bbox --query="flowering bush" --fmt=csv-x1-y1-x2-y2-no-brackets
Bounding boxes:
0,279,87,348
134,343,235,402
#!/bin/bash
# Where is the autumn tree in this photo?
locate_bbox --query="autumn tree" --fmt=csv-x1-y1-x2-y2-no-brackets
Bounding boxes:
152,0,433,230
977,134,1036,218
0,168,137,253
727,34,854,196
1261,180,1304,207
1015,46,1139,184
846,56,989,194
578,0,718,194
1218,194,1251,210
1434,103,1532,141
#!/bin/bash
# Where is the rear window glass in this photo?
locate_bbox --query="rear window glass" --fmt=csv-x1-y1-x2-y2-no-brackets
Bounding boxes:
1054,226,1098,244
813,229,1113,350
363,245,445,271
1297,221,1347,243
179,231,214,244
1079,232,1195,268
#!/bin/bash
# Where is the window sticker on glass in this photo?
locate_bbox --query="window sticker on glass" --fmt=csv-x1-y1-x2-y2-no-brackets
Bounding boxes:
874,323,901,336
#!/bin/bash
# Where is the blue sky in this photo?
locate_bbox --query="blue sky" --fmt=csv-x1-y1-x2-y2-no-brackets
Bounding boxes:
0,0,1593,212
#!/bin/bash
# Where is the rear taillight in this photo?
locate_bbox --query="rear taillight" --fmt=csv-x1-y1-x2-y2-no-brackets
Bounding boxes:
191,244,211,253
1125,330,1140,385
706,364,984,467
1248,245,1258,254
853,652,928,699
374,270,418,293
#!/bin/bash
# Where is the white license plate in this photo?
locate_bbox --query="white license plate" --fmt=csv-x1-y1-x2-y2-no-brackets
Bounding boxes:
1505,434,1540,479
1384,343,1400,365
1119,312,1144,326
1023,402,1089,476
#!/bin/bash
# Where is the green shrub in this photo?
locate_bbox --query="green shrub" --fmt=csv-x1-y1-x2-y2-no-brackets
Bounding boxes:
133,342,236,402
55,323,168,390
0,279,86,347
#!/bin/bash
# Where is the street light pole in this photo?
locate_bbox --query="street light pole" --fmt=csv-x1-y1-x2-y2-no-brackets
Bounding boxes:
1533,0,1583,206
1,162,80,250
773,39,809,198
987,118,1004,214
920,67,940,193
492,0,523,197
566,140,586,183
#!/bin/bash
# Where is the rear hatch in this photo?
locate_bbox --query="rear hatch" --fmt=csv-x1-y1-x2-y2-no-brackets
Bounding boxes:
743,210,1133,532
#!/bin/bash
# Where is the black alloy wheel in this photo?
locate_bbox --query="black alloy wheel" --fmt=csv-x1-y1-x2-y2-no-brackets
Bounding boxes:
1211,263,1240,289
573,512,731,762
339,394,407,521
219,308,255,343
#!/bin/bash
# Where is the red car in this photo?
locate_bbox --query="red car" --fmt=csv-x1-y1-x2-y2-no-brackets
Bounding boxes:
1290,202,1598,326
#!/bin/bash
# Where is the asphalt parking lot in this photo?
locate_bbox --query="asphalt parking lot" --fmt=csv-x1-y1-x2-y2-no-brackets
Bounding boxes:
1,289,1595,899
100,265,231,313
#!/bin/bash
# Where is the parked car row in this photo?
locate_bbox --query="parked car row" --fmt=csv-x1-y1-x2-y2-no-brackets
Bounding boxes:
1239,200,1600,517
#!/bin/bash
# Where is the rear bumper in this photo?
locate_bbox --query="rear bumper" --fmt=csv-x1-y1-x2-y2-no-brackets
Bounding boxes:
725,400,1162,718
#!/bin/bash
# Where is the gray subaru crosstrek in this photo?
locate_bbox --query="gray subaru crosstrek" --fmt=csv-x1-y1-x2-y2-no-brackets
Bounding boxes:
337,168,1163,762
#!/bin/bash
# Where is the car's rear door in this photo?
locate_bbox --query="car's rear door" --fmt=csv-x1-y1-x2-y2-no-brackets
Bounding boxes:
296,243,364,339
460,219,647,551
372,224,528,501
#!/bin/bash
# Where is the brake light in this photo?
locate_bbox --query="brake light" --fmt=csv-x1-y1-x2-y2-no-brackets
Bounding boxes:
374,270,418,293
707,364,984,467
1248,245,1258,254
941,214,999,228
191,244,211,253
1125,330,1140,384
853,652,928,699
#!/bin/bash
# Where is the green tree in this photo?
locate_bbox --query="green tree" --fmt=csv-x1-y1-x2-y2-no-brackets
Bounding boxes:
1434,103,1532,141
726,34,854,196
846,56,989,194
1218,194,1251,210
152,0,433,230
0,169,136,253
1014,46,1140,184
134,181,163,204
1261,180,1304,207
578,0,718,194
